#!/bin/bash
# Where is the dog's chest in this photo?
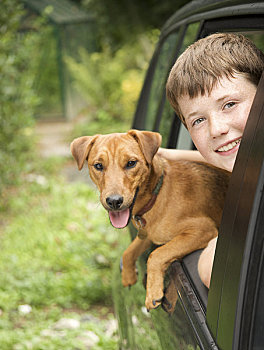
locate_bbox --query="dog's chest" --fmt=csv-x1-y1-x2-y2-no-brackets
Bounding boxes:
144,221,175,245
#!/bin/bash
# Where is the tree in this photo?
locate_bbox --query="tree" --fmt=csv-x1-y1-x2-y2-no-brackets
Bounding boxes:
0,0,39,198
81,0,189,49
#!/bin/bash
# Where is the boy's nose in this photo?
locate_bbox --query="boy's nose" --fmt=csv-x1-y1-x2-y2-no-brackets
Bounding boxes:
209,116,229,138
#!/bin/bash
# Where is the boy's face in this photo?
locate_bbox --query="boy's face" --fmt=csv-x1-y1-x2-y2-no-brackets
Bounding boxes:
178,74,257,172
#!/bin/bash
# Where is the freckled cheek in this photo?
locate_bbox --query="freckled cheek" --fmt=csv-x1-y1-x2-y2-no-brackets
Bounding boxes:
233,105,251,133
242,106,252,129
240,118,248,133
190,132,208,155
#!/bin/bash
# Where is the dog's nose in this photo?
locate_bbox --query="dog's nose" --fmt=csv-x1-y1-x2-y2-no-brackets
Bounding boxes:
106,195,124,210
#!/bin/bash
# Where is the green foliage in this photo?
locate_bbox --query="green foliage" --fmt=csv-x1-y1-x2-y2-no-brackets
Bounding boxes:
82,0,189,49
0,179,118,311
0,0,39,195
0,157,119,349
67,31,159,135
32,25,63,118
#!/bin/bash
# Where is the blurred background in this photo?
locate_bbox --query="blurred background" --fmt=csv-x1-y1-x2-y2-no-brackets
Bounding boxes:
0,0,189,348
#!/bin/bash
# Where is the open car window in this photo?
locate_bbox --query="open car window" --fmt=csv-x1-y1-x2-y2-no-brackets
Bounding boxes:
168,25,264,349
178,28,264,305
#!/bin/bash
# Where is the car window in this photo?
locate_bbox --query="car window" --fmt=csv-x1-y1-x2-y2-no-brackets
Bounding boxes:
144,31,180,131
178,22,200,55
176,124,193,150
158,99,175,147
236,31,264,51
151,301,202,349
158,22,200,148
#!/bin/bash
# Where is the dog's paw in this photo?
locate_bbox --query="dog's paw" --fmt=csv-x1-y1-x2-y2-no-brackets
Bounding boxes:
145,288,164,311
122,268,138,288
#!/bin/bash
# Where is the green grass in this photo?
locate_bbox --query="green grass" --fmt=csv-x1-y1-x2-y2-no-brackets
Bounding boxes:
0,156,120,349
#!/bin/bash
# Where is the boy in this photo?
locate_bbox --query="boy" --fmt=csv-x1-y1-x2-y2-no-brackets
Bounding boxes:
162,33,264,288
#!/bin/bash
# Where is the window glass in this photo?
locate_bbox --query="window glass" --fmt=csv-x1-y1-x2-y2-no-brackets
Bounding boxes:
179,22,200,55
241,31,264,52
144,31,179,131
176,124,193,150
158,22,200,148
159,99,175,147
151,300,201,349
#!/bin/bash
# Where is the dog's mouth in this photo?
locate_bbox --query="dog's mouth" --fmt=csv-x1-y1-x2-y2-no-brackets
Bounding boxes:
108,187,139,229
109,209,130,229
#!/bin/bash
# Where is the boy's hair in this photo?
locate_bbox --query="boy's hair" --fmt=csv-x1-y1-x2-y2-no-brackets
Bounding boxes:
166,33,264,126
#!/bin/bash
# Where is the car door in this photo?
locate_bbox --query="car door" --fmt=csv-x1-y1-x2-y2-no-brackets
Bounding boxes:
170,21,264,350
154,26,264,349
114,2,264,349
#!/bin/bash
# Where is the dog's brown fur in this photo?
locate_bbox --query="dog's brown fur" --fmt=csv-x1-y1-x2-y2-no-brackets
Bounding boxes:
71,130,230,310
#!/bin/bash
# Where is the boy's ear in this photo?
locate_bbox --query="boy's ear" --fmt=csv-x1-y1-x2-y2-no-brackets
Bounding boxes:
128,129,162,164
70,135,99,170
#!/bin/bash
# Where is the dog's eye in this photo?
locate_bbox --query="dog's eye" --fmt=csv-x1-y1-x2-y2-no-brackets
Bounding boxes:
94,163,103,171
126,160,137,169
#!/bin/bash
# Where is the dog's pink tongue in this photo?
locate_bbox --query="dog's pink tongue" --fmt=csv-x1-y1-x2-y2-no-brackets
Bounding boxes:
109,209,130,228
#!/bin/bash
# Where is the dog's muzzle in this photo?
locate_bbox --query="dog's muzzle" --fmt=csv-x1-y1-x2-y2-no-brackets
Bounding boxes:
107,188,139,229
106,195,124,210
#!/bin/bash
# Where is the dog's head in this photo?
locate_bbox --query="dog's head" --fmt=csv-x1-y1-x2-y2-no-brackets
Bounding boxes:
71,130,162,228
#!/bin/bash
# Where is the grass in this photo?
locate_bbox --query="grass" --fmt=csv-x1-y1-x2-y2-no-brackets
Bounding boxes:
0,155,120,349
0,120,172,350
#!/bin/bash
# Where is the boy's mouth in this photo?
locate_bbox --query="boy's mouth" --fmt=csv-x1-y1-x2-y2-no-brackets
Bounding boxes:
216,138,241,153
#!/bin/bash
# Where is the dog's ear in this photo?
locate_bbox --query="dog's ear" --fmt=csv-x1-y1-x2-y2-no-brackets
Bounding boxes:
128,130,162,164
70,135,98,170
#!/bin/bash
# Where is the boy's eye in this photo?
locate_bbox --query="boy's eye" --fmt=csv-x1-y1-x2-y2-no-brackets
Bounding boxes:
126,160,137,169
224,101,236,109
94,163,104,171
192,117,205,127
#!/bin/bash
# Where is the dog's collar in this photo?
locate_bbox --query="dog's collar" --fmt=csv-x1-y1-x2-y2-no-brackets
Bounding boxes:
133,172,164,229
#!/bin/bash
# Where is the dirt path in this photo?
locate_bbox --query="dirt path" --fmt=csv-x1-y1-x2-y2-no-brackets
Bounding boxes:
35,120,93,185
35,120,72,158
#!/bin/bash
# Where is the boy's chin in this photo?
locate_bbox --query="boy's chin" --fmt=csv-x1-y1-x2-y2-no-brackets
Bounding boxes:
213,154,236,172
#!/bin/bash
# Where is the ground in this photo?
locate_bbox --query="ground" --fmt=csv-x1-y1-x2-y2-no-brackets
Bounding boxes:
35,120,94,185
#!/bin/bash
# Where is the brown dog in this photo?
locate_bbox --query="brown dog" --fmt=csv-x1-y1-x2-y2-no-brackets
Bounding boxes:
71,130,230,310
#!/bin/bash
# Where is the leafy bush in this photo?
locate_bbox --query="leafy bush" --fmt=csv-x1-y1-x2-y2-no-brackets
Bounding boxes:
0,0,41,199
66,31,159,135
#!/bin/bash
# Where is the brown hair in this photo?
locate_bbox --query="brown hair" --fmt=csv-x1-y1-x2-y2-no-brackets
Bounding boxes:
166,33,264,125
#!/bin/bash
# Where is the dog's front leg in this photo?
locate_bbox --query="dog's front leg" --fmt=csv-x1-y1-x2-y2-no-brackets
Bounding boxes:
122,236,152,287
145,218,217,310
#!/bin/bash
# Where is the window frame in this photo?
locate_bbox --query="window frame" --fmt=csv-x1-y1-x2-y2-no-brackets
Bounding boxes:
132,26,185,131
